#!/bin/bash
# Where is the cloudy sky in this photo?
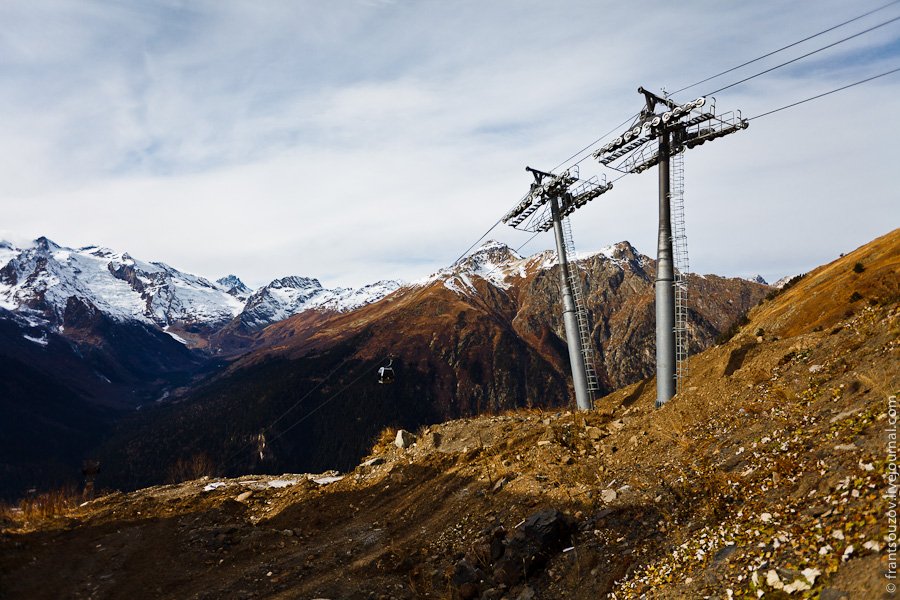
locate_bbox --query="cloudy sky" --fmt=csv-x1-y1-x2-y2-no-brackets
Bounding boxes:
1,0,898,288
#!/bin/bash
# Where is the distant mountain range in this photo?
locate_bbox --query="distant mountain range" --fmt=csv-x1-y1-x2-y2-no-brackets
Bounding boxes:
0,237,400,347
93,238,770,490
0,234,769,497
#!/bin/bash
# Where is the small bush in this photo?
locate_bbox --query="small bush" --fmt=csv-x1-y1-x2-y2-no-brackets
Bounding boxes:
849,291,863,303
167,453,216,484
716,313,750,345
1,486,81,527
853,262,865,274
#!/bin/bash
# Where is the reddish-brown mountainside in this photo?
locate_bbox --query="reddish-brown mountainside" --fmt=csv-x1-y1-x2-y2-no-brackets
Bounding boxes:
95,241,768,491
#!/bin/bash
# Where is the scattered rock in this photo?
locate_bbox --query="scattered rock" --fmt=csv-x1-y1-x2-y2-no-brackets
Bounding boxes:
585,426,603,441
863,540,882,551
516,586,536,600
801,567,820,584
420,431,442,449
713,544,737,563
493,509,575,587
829,408,861,423
766,569,783,590
361,457,385,467
841,544,854,561
783,578,811,593
235,491,253,503
450,558,480,599
601,489,617,503
395,430,416,449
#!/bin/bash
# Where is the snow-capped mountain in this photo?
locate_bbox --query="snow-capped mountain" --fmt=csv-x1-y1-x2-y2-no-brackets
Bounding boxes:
0,237,244,332
773,275,800,289
421,239,649,296
0,237,404,345
216,275,253,302
239,276,401,330
744,274,769,285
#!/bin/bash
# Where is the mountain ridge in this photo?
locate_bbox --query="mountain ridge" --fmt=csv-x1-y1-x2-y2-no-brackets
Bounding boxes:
95,236,770,490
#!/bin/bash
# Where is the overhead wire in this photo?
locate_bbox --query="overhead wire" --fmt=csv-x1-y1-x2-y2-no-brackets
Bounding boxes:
704,14,900,96
230,61,900,475
219,353,381,471
263,358,386,448
549,111,641,173
747,65,900,120
452,4,900,293
220,7,900,475
551,4,900,175
671,0,900,95
448,216,505,267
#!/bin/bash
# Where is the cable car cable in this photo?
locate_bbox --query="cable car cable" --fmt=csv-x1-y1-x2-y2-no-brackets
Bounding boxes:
551,5,900,175
671,0,900,95
219,353,359,471
746,65,900,121
264,356,390,449
704,14,900,96
448,216,505,268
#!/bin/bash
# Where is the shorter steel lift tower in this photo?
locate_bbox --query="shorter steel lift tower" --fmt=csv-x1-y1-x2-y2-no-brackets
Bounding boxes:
593,88,748,408
501,166,613,411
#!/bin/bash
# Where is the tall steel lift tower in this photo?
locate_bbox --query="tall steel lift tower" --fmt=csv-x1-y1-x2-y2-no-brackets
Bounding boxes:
593,88,748,408
501,166,613,411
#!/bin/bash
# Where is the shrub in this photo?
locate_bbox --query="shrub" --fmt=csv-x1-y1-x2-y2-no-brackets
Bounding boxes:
1,486,81,527
849,291,863,303
716,313,750,345
167,453,216,484
853,262,865,274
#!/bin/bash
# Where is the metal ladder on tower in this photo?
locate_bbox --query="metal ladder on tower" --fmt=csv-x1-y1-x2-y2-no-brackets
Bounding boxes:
670,148,690,394
561,215,601,404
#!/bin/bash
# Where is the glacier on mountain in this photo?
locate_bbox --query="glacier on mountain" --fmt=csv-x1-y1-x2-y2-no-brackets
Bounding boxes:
0,237,403,337
0,237,243,329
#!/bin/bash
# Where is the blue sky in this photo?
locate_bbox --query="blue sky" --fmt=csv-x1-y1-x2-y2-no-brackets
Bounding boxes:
1,0,898,288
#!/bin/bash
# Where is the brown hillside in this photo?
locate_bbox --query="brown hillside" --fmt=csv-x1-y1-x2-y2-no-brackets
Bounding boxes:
2,230,897,598
750,228,899,338
90,244,766,491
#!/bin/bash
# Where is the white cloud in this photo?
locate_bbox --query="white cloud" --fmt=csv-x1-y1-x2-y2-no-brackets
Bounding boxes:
0,0,898,288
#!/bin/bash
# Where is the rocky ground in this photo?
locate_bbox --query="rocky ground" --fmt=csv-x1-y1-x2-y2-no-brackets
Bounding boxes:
1,231,897,599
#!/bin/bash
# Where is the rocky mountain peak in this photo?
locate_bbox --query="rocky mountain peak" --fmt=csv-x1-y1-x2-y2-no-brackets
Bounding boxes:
32,236,61,252
216,275,253,301
462,240,521,266
745,274,769,285
268,276,322,291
